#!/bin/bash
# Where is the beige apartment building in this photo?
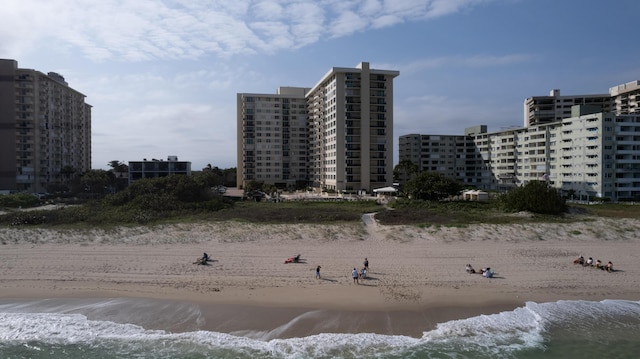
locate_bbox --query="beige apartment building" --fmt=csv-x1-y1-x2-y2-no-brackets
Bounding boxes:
237,62,399,192
524,80,640,127
524,89,611,127
0,59,91,193
237,87,310,189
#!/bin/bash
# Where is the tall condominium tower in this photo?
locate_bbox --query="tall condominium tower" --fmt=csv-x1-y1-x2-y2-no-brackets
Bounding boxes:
237,87,310,190
307,62,399,192
237,62,399,193
0,59,92,193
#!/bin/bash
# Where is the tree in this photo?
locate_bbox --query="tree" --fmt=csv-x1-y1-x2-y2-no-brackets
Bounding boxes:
499,180,566,215
403,171,462,201
108,160,129,192
108,160,128,173
80,169,115,196
60,165,76,180
393,160,419,185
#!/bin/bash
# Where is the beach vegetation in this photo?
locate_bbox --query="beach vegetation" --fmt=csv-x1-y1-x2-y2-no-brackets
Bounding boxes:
402,171,463,201
0,174,383,227
0,193,40,208
498,181,566,215
571,202,640,218
3,175,640,229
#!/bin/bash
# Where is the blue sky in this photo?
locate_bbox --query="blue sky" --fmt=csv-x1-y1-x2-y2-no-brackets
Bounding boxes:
2,0,638,171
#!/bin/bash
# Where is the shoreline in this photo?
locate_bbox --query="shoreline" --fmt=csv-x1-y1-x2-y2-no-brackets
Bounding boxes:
1,219,640,337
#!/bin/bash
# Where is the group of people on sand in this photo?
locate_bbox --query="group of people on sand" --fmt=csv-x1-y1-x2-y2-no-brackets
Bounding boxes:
573,256,614,272
351,258,369,284
315,257,369,285
465,264,494,278
195,251,372,284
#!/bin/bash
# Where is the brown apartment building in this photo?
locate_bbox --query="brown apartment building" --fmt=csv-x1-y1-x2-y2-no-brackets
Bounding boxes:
0,59,91,193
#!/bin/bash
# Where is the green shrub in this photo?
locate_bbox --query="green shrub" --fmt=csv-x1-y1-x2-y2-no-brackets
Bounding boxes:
0,193,40,208
498,181,566,215
403,171,463,201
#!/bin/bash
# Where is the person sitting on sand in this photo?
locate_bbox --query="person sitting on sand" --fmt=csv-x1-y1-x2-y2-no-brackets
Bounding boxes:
595,259,603,270
573,256,585,265
585,257,594,267
482,267,494,278
466,264,476,274
606,261,614,273
194,252,209,265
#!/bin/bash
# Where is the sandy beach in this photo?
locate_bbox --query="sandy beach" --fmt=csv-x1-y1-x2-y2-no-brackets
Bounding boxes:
1,215,640,338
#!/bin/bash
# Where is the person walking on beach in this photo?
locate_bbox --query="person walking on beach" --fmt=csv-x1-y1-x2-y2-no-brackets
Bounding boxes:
364,258,369,272
352,268,359,285
316,265,321,279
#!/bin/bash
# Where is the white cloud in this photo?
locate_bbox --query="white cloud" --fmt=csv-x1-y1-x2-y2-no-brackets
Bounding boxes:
371,14,404,28
393,54,533,74
328,11,370,37
0,0,499,62
360,0,383,16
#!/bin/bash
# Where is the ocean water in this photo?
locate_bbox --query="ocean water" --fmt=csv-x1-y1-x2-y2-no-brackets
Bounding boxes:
1,299,639,359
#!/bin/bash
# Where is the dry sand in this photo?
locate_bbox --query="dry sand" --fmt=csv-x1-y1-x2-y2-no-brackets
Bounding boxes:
1,214,639,337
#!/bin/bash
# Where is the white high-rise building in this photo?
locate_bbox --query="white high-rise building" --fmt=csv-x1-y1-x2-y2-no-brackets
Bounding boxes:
401,106,640,201
237,62,399,192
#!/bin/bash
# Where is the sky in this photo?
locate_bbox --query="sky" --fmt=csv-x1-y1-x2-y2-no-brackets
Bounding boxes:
2,0,639,171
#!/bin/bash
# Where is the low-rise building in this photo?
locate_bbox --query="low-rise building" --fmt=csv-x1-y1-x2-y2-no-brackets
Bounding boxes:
128,156,191,183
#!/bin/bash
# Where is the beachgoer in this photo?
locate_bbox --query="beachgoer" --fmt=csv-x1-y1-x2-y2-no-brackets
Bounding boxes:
585,257,594,267
483,267,493,278
466,264,476,274
352,268,359,285
194,252,209,265
364,258,369,271
606,261,613,272
573,256,584,265
360,267,367,279
595,259,603,270
316,265,321,279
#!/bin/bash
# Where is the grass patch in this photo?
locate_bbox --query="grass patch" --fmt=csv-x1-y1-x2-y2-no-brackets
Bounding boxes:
377,199,570,226
201,201,382,223
570,203,640,219
0,199,383,228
